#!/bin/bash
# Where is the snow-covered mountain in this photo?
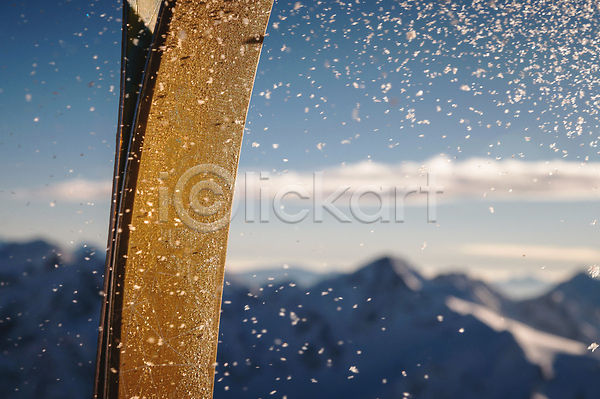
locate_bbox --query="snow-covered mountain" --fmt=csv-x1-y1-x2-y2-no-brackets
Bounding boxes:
508,273,600,344
0,240,104,398
215,257,600,399
2,240,600,398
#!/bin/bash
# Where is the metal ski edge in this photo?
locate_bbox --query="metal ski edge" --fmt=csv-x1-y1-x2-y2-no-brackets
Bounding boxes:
94,1,175,398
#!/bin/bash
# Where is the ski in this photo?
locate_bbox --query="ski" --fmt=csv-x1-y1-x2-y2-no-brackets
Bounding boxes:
94,1,273,397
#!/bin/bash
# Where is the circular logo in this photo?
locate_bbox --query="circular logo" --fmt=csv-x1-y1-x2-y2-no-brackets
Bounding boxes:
173,164,235,233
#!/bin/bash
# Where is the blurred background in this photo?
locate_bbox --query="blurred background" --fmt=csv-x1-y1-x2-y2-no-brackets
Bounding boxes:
2,0,600,398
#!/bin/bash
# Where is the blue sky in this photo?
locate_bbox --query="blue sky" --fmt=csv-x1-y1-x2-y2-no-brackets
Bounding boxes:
0,0,121,247
1,0,599,283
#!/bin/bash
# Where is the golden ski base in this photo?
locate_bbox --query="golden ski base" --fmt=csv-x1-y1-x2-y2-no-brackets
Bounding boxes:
112,1,272,397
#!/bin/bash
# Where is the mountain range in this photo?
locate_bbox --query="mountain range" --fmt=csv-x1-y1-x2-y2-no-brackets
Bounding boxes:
1,240,600,398
215,257,600,399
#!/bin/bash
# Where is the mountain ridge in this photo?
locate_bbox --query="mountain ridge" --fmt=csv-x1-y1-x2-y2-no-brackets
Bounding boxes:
1,239,600,398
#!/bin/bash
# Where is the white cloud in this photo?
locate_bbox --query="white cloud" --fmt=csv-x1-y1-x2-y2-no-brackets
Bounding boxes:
237,156,600,204
5,178,112,202
461,243,600,264
8,157,597,206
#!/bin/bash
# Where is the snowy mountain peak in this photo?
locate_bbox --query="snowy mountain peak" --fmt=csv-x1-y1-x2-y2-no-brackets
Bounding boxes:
431,273,507,311
349,256,424,291
0,239,63,280
550,272,600,305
